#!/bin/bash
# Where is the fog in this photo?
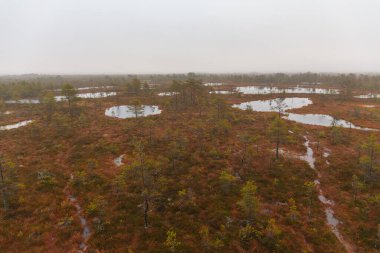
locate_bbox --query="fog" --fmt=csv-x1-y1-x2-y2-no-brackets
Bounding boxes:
1,0,379,74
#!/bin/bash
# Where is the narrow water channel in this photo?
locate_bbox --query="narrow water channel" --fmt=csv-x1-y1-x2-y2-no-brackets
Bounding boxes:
302,137,354,253
65,174,91,251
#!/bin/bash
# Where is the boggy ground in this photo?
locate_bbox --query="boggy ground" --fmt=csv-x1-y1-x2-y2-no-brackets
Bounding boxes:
0,92,379,252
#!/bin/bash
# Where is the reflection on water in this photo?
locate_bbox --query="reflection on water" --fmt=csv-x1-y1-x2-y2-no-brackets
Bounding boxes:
203,82,223,86
53,86,114,91
5,99,40,104
5,92,117,104
233,97,377,131
232,97,313,112
78,86,113,91
157,92,179,96
284,113,376,131
236,86,339,95
55,92,117,101
355,93,380,99
0,120,33,130
105,105,162,119
209,90,234,94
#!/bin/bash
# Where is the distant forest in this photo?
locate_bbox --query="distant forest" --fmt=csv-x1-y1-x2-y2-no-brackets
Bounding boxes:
0,72,379,100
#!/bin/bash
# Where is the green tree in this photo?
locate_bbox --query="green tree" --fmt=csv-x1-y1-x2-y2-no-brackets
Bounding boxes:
42,92,57,122
0,156,17,211
131,99,143,118
0,99,5,114
239,224,262,246
265,218,282,238
170,80,182,111
239,134,253,166
360,134,380,182
304,181,315,218
128,140,161,228
270,117,287,160
339,74,355,100
62,83,77,117
238,180,260,222
212,119,231,137
330,124,344,145
125,78,141,94
165,229,181,253
184,78,204,106
219,170,237,194
135,141,149,228
199,225,224,251
287,198,299,223
271,97,287,117
351,175,364,201
252,134,261,154
214,97,228,120
0,156,9,210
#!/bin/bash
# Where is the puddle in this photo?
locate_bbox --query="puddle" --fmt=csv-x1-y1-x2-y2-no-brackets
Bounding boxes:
5,92,116,104
209,91,234,94
77,86,113,91
232,97,313,112
105,105,162,119
284,113,377,131
0,120,34,130
114,154,125,167
157,92,179,96
55,92,117,101
355,93,380,99
53,86,114,91
1,111,12,115
233,97,376,131
5,99,40,104
236,86,339,95
361,105,376,108
203,82,223,86
323,148,331,158
276,148,300,160
323,148,331,165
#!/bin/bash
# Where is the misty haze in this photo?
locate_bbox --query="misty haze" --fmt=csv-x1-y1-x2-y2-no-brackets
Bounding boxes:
0,1,379,253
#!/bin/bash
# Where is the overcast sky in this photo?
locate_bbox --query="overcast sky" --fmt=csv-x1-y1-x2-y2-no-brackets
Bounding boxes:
0,0,379,74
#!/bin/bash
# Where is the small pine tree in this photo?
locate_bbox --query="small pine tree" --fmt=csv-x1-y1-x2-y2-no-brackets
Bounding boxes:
219,170,237,194
351,175,364,202
238,180,260,222
269,117,287,160
288,198,299,223
265,218,282,238
304,181,315,218
165,230,181,253
360,134,380,182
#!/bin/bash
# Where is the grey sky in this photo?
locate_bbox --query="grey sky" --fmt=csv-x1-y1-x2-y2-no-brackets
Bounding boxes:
1,0,379,74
